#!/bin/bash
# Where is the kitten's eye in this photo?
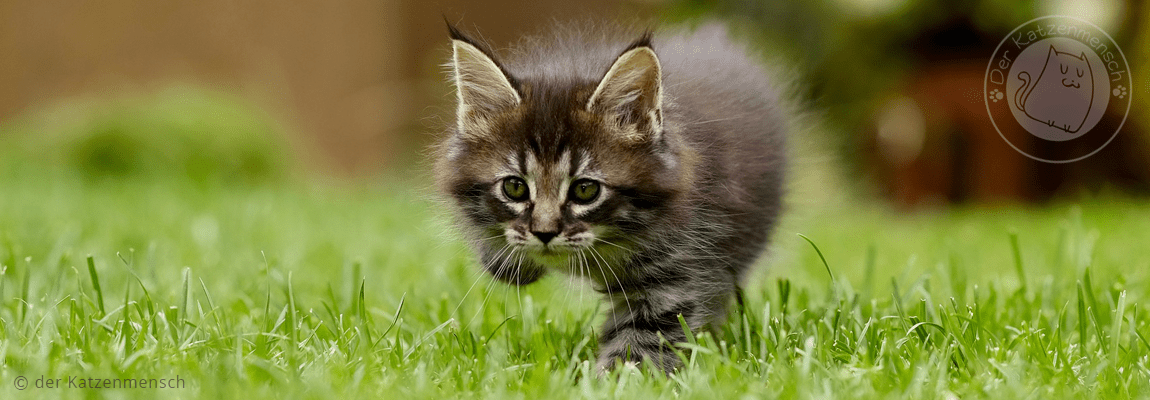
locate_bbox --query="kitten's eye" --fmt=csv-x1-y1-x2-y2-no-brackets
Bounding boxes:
569,179,600,204
1060,64,1068,74
502,177,529,201
1077,69,1084,77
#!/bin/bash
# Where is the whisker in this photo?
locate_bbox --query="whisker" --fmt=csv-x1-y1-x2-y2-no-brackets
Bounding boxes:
473,232,509,242
585,246,620,325
562,252,575,306
579,248,589,306
515,251,525,313
592,237,631,253
451,243,510,318
589,246,633,324
468,246,516,328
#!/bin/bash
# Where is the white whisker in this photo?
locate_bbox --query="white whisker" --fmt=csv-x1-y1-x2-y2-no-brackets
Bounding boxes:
451,243,510,319
589,246,632,322
468,246,517,328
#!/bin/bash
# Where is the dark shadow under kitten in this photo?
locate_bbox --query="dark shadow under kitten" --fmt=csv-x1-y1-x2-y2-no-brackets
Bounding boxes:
435,21,787,373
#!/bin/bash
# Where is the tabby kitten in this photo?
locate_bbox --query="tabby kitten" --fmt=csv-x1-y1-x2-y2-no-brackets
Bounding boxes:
435,22,786,373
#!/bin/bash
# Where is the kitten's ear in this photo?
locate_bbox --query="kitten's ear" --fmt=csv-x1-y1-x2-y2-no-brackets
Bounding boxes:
587,35,663,142
449,24,521,136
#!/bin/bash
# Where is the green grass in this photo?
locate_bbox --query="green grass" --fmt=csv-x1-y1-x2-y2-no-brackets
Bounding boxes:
1,170,1149,399
1,94,1149,398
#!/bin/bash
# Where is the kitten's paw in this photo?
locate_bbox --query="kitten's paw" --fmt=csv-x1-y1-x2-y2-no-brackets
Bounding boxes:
595,357,641,378
596,347,681,376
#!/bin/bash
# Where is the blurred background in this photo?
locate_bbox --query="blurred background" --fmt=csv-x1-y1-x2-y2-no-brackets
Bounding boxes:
0,0,1147,206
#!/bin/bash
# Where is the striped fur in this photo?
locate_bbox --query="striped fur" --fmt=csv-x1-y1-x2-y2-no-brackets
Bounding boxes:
435,22,787,373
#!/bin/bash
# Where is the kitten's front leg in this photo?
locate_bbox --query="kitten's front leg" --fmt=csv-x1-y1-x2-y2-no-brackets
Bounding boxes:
595,287,720,373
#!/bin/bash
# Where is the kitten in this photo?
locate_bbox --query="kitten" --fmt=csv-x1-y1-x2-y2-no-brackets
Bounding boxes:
1015,45,1095,134
435,22,787,373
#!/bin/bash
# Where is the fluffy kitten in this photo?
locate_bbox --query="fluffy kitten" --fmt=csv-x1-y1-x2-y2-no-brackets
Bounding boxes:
435,22,786,373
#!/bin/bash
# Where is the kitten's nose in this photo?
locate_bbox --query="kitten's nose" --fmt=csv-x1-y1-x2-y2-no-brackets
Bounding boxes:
532,231,558,245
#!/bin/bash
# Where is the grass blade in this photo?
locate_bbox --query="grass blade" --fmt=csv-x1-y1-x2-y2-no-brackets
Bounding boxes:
1009,231,1025,291
798,233,834,282
1111,290,1126,364
87,256,106,316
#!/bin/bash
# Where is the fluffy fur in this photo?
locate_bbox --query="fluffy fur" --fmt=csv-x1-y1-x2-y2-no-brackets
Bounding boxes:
435,21,787,373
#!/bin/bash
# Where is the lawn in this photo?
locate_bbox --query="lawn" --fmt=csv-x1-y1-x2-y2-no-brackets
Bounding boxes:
1,97,1149,399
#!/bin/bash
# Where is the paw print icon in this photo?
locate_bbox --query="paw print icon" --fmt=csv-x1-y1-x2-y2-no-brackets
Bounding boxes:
1113,85,1128,99
988,89,1004,103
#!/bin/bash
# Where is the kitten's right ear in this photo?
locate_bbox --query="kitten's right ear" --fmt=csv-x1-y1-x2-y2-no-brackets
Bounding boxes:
448,23,521,137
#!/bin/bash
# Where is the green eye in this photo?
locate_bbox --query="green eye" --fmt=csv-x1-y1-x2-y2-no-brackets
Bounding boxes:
502,177,529,201
569,179,600,204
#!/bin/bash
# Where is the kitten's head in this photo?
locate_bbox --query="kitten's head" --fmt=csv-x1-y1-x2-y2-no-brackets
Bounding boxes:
1045,46,1092,90
436,25,689,281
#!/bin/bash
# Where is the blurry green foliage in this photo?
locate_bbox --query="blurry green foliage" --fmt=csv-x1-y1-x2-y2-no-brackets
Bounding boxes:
0,86,295,186
664,0,1144,161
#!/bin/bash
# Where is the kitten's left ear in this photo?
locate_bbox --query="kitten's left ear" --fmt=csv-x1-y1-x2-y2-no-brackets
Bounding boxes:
587,34,663,142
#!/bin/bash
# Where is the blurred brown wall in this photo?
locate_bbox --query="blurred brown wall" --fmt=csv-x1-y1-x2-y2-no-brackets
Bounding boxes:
0,0,650,173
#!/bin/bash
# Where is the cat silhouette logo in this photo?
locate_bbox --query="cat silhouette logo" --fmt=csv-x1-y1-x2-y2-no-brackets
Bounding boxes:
985,16,1132,163
1015,46,1094,134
